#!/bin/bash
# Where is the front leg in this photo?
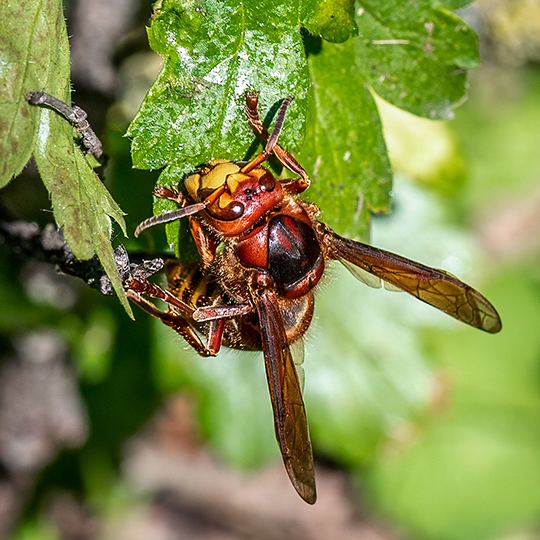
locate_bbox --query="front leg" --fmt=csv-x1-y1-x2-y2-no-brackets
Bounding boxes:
244,93,310,192
189,218,217,266
126,274,233,357
126,275,195,317
192,302,254,322
153,185,186,205
126,288,214,357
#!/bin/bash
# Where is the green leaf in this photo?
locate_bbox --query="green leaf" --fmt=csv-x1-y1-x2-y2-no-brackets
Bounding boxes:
299,0,478,237
128,0,478,244
127,0,310,250
433,0,474,9
301,38,392,238
32,110,131,315
355,1,479,119
0,0,131,315
301,0,357,43
127,0,309,173
0,0,59,187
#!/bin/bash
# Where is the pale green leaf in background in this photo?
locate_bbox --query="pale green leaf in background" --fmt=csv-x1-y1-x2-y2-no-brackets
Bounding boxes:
367,268,540,540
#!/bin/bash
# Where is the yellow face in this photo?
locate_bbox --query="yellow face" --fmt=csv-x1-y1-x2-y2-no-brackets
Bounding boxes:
185,160,241,202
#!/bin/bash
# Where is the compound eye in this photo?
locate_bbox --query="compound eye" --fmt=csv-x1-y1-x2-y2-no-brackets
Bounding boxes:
259,172,276,192
208,201,245,221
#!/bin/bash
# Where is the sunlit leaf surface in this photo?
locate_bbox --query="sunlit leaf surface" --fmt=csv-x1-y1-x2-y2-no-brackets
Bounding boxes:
128,0,477,241
301,0,357,43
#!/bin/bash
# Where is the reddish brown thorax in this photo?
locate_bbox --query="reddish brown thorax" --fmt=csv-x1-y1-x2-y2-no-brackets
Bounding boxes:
184,156,325,298
235,204,324,298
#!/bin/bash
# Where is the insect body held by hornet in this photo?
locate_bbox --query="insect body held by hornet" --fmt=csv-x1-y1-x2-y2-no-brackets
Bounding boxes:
127,93,502,504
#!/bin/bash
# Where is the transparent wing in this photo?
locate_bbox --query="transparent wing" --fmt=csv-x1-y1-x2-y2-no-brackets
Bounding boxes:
290,337,305,392
325,228,502,333
254,290,316,504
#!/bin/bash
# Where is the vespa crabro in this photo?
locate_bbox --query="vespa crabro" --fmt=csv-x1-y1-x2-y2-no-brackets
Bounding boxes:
126,93,502,504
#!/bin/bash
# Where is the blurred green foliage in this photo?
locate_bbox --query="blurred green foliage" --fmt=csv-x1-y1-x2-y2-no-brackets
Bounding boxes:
1,0,540,539
362,68,540,539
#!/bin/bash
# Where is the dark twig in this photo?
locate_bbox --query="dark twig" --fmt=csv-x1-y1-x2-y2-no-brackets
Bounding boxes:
25,91,104,161
0,217,164,296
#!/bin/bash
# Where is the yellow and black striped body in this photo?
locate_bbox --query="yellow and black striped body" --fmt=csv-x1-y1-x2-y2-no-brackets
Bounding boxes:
165,260,263,350
165,260,221,310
